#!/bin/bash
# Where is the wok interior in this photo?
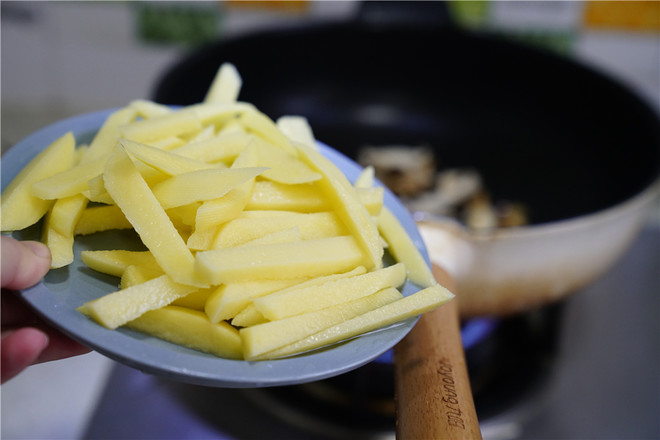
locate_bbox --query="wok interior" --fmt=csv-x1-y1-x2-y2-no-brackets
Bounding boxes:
154,25,660,226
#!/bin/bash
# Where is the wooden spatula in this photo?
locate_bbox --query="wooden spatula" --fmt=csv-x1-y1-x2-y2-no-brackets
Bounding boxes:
394,264,481,439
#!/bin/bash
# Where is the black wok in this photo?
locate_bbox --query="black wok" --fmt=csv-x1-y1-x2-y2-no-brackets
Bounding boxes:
152,2,659,317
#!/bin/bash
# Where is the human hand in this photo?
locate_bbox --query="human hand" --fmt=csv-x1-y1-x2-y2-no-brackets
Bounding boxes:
1,235,90,384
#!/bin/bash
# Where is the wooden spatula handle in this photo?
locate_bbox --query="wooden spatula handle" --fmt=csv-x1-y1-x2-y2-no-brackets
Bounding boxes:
394,265,481,439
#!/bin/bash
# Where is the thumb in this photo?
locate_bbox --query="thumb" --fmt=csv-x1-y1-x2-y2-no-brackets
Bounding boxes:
1,236,51,290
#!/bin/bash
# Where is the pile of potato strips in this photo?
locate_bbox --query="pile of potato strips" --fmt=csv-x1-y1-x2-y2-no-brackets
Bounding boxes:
1,63,453,361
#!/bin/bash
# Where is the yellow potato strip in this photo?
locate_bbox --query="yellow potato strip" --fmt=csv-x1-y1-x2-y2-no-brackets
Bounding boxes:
196,236,364,285
82,274,199,329
81,250,159,278
354,165,375,189
170,288,212,311
191,142,259,234
246,180,328,212
254,139,321,184
205,278,305,324
121,139,218,175
31,156,106,200
204,62,242,104
166,203,201,228
296,144,383,270
240,227,302,246
119,109,202,143
82,107,138,163
186,226,219,251
194,188,250,232
126,306,243,359
120,264,164,290
231,305,268,327
259,284,454,360
186,102,254,126
74,205,132,235
239,108,297,155
102,146,201,286
128,100,172,119
149,136,187,151
253,263,406,320
276,115,316,150
42,217,75,269
241,287,403,360
41,194,88,268
172,132,250,164
378,206,437,288
1,132,75,231
356,186,384,216
212,211,346,248
151,167,268,210
46,194,88,237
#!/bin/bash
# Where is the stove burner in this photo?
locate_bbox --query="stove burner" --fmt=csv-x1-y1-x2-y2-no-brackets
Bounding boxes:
371,316,497,366
462,317,498,350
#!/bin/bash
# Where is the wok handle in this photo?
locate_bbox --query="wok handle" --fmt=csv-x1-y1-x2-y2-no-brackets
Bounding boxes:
394,265,481,439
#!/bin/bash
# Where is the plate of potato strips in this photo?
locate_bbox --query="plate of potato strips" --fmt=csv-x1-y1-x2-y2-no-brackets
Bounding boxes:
1,64,453,387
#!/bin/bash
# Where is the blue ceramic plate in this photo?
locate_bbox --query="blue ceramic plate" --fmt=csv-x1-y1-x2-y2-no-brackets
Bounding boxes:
1,109,431,388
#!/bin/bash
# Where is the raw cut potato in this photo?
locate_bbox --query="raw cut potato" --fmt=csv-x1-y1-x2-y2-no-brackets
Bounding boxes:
170,289,211,311
205,278,306,324
253,139,321,184
240,227,302,246
296,144,384,271
253,263,406,320
74,205,132,235
118,109,202,143
172,132,249,164
45,194,88,237
378,206,436,288
238,108,296,155
1,132,75,231
150,166,267,209
2,62,453,362
129,99,172,118
83,107,138,163
121,138,219,176
81,250,159,278
356,186,385,216
191,142,259,234
208,265,367,325
41,194,88,268
195,236,365,285
120,264,164,290
276,115,317,150
84,174,114,205
80,274,199,329
257,284,453,360
204,62,242,105
231,305,268,327
103,146,204,287
354,165,375,188
354,165,437,288
125,306,243,359
241,287,404,360
212,211,347,248
246,180,329,212
42,223,74,269
31,156,106,200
